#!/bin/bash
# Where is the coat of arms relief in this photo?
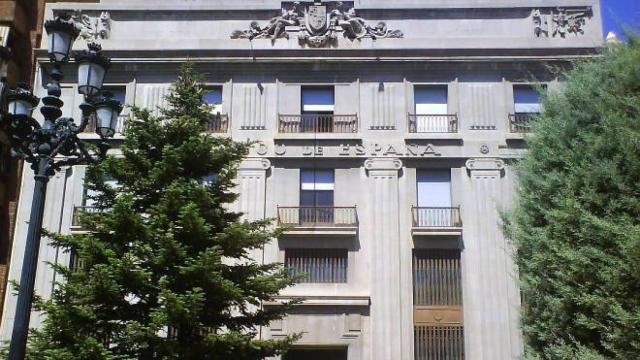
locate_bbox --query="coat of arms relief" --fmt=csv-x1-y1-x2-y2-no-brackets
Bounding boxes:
231,1,403,47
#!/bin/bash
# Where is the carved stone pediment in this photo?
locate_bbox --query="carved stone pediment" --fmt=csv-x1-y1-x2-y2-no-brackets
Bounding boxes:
230,1,403,47
532,7,592,38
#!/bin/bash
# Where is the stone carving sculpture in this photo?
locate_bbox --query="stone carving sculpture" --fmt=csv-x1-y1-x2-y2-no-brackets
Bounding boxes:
231,1,403,47
532,7,591,38
231,2,301,41
532,9,548,37
71,10,111,40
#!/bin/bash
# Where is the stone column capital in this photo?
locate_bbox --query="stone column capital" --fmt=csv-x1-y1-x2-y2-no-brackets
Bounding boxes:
238,157,271,173
465,158,505,178
364,158,403,176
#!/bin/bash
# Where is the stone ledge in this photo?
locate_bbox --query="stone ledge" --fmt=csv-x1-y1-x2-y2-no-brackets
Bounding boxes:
265,295,371,307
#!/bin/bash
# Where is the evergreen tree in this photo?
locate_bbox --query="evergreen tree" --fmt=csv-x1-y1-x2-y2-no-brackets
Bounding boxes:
507,37,640,359
26,65,299,359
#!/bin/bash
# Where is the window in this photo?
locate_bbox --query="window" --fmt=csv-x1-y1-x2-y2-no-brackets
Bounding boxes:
413,249,461,306
103,86,126,105
417,171,451,208
414,86,449,132
301,86,334,132
513,85,542,114
301,86,334,114
204,87,223,114
415,171,456,227
415,86,447,115
82,176,119,208
285,249,348,283
300,169,334,206
284,349,348,360
300,169,334,223
413,249,464,360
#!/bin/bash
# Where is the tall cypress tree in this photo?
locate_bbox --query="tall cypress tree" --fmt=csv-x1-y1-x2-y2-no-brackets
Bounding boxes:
507,37,640,359
26,65,299,359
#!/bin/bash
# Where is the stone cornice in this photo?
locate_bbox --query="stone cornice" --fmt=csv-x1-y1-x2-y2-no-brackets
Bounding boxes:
49,0,599,12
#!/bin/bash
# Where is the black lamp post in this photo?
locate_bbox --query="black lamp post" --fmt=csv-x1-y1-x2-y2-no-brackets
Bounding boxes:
0,14,122,360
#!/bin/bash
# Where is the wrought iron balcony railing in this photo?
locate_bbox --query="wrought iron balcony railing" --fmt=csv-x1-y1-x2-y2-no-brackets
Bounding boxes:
414,325,465,360
277,206,358,227
408,114,458,133
83,114,229,135
204,114,229,133
412,207,462,228
508,113,537,133
278,114,358,133
71,206,103,227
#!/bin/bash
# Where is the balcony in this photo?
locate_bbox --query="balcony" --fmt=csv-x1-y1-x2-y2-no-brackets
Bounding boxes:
82,114,229,136
411,207,462,236
71,206,102,230
508,113,536,133
277,114,359,139
277,206,358,236
408,114,458,133
204,114,229,133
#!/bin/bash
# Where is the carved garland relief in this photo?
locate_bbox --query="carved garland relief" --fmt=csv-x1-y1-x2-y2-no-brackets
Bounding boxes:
231,1,403,47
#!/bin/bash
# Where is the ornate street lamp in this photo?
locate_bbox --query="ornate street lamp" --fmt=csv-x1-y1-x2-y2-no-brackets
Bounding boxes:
6,84,39,118
76,43,110,97
93,91,123,138
44,14,80,63
2,14,121,360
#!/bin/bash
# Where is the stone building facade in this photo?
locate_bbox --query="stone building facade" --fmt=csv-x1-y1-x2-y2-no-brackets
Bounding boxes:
1,1,603,359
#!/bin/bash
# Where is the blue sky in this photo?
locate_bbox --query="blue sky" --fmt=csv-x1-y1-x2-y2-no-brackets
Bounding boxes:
601,0,640,38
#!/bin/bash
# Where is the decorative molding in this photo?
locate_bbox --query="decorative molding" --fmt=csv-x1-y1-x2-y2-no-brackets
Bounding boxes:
71,10,111,41
465,158,505,172
480,144,490,154
231,1,403,47
532,7,592,38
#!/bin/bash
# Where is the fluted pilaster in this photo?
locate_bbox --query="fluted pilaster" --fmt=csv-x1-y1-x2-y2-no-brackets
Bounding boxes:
364,158,405,360
462,158,522,360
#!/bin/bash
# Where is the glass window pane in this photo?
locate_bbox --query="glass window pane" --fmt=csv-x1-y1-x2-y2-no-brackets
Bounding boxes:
315,191,334,207
417,170,451,207
302,87,335,106
300,191,316,207
415,86,447,110
103,86,126,104
204,87,223,104
514,85,541,113
300,169,334,190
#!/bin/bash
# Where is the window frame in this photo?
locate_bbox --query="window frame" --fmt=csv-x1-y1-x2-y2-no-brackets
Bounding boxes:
512,83,546,114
